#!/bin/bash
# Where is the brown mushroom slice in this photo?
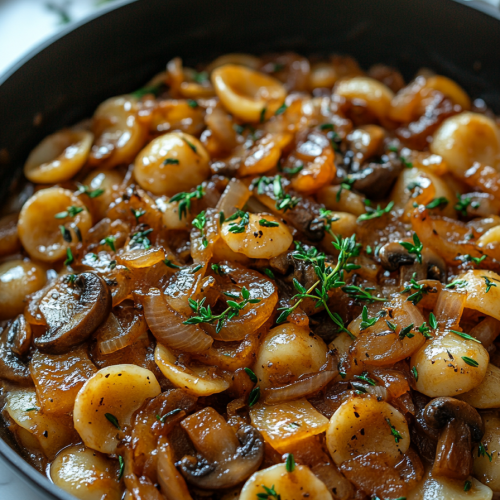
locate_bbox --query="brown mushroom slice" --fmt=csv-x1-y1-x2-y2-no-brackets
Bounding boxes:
0,327,32,385
351,158,403,200
179,407,264,489
7,314,32,357
422,248,447,282
379,242,415,272
36,272,111,354
423,396,484,480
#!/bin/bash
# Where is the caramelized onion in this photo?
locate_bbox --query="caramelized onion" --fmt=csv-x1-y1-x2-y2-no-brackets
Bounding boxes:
470,316,500,348
263,370,337,404
96,301,147,355
433,289,467,331
117,246,165,269
157,439,194,500
216,178,251,217
141,288,213,352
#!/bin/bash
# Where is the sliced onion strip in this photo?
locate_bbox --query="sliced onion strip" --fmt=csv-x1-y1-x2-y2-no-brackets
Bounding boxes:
263,370,336,404
216,178,250,217
142,288,213,353
433,288,467,331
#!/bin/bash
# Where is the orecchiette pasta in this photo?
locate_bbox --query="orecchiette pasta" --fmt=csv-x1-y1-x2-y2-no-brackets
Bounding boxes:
2,51,500,500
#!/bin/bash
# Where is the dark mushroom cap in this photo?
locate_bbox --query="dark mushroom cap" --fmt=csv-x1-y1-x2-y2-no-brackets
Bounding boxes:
379,242,415,272
35,272,111,354
351,158,403,200
180,423,264,489
0,327,32,385
7,314,32,357
422,248,447,282
423,397,484,442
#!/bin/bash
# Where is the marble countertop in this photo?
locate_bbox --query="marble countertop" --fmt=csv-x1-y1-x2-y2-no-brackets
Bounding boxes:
0,0,499,498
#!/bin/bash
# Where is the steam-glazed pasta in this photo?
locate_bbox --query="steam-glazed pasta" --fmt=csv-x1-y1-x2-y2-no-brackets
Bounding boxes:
2,52,500,500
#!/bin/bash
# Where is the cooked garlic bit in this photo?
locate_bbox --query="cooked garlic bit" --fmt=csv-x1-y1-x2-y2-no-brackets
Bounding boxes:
457,363,500,408
240,463,333,500
411,332,489,397
254,324,328,390
326,396,410,466
83,168,124,221
407,468,492,500
51,445,121,500
430,112,500,178
221,213,292,259
155,343,229,396
18,187,92,262
459,270,500,321
134,132,210,195
334,77,394,122
89,95,148,169
0,259,46,320
212,64,286,122
24,129,93,183
73,364,161,453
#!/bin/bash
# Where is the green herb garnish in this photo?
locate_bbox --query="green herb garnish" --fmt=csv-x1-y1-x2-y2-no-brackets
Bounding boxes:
105,413,121,430
170,185,205,220
426,197,449,210
462,356,479,367
399,233,423,264
358,201,394,222
244,367,258,383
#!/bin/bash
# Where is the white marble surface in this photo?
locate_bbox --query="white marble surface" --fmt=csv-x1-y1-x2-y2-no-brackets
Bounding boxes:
0,0,500,498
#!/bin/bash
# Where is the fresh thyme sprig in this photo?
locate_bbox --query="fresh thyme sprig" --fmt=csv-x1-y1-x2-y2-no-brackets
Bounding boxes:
455,254,487,266
359,306,379,330
386,418,403,443
183,287,261,334
399,233,423,264
257,484,280,500
225,210,250,233
455,194,480,216
100,235,116,252
401,273,431,305
446,279,468,289
77,183,104,198
273,175,300,212
342,284,388,304
479,442,493,462
399,323,415,340
192,210,208,248
276,235,362,339
483,275,499,293
55,206,84,219
355,372,377,386
131,208,146,222
312,208,339,237
252,175,300,212
169,185,205,220
336,177,356,202
130,228,153,250
426,197,449,210
357,201,394,222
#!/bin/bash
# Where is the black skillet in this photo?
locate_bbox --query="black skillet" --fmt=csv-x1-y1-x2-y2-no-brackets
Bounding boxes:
0,0,499,498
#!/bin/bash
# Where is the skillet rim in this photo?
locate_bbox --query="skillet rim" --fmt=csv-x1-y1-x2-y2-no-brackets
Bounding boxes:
0,0,499,499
